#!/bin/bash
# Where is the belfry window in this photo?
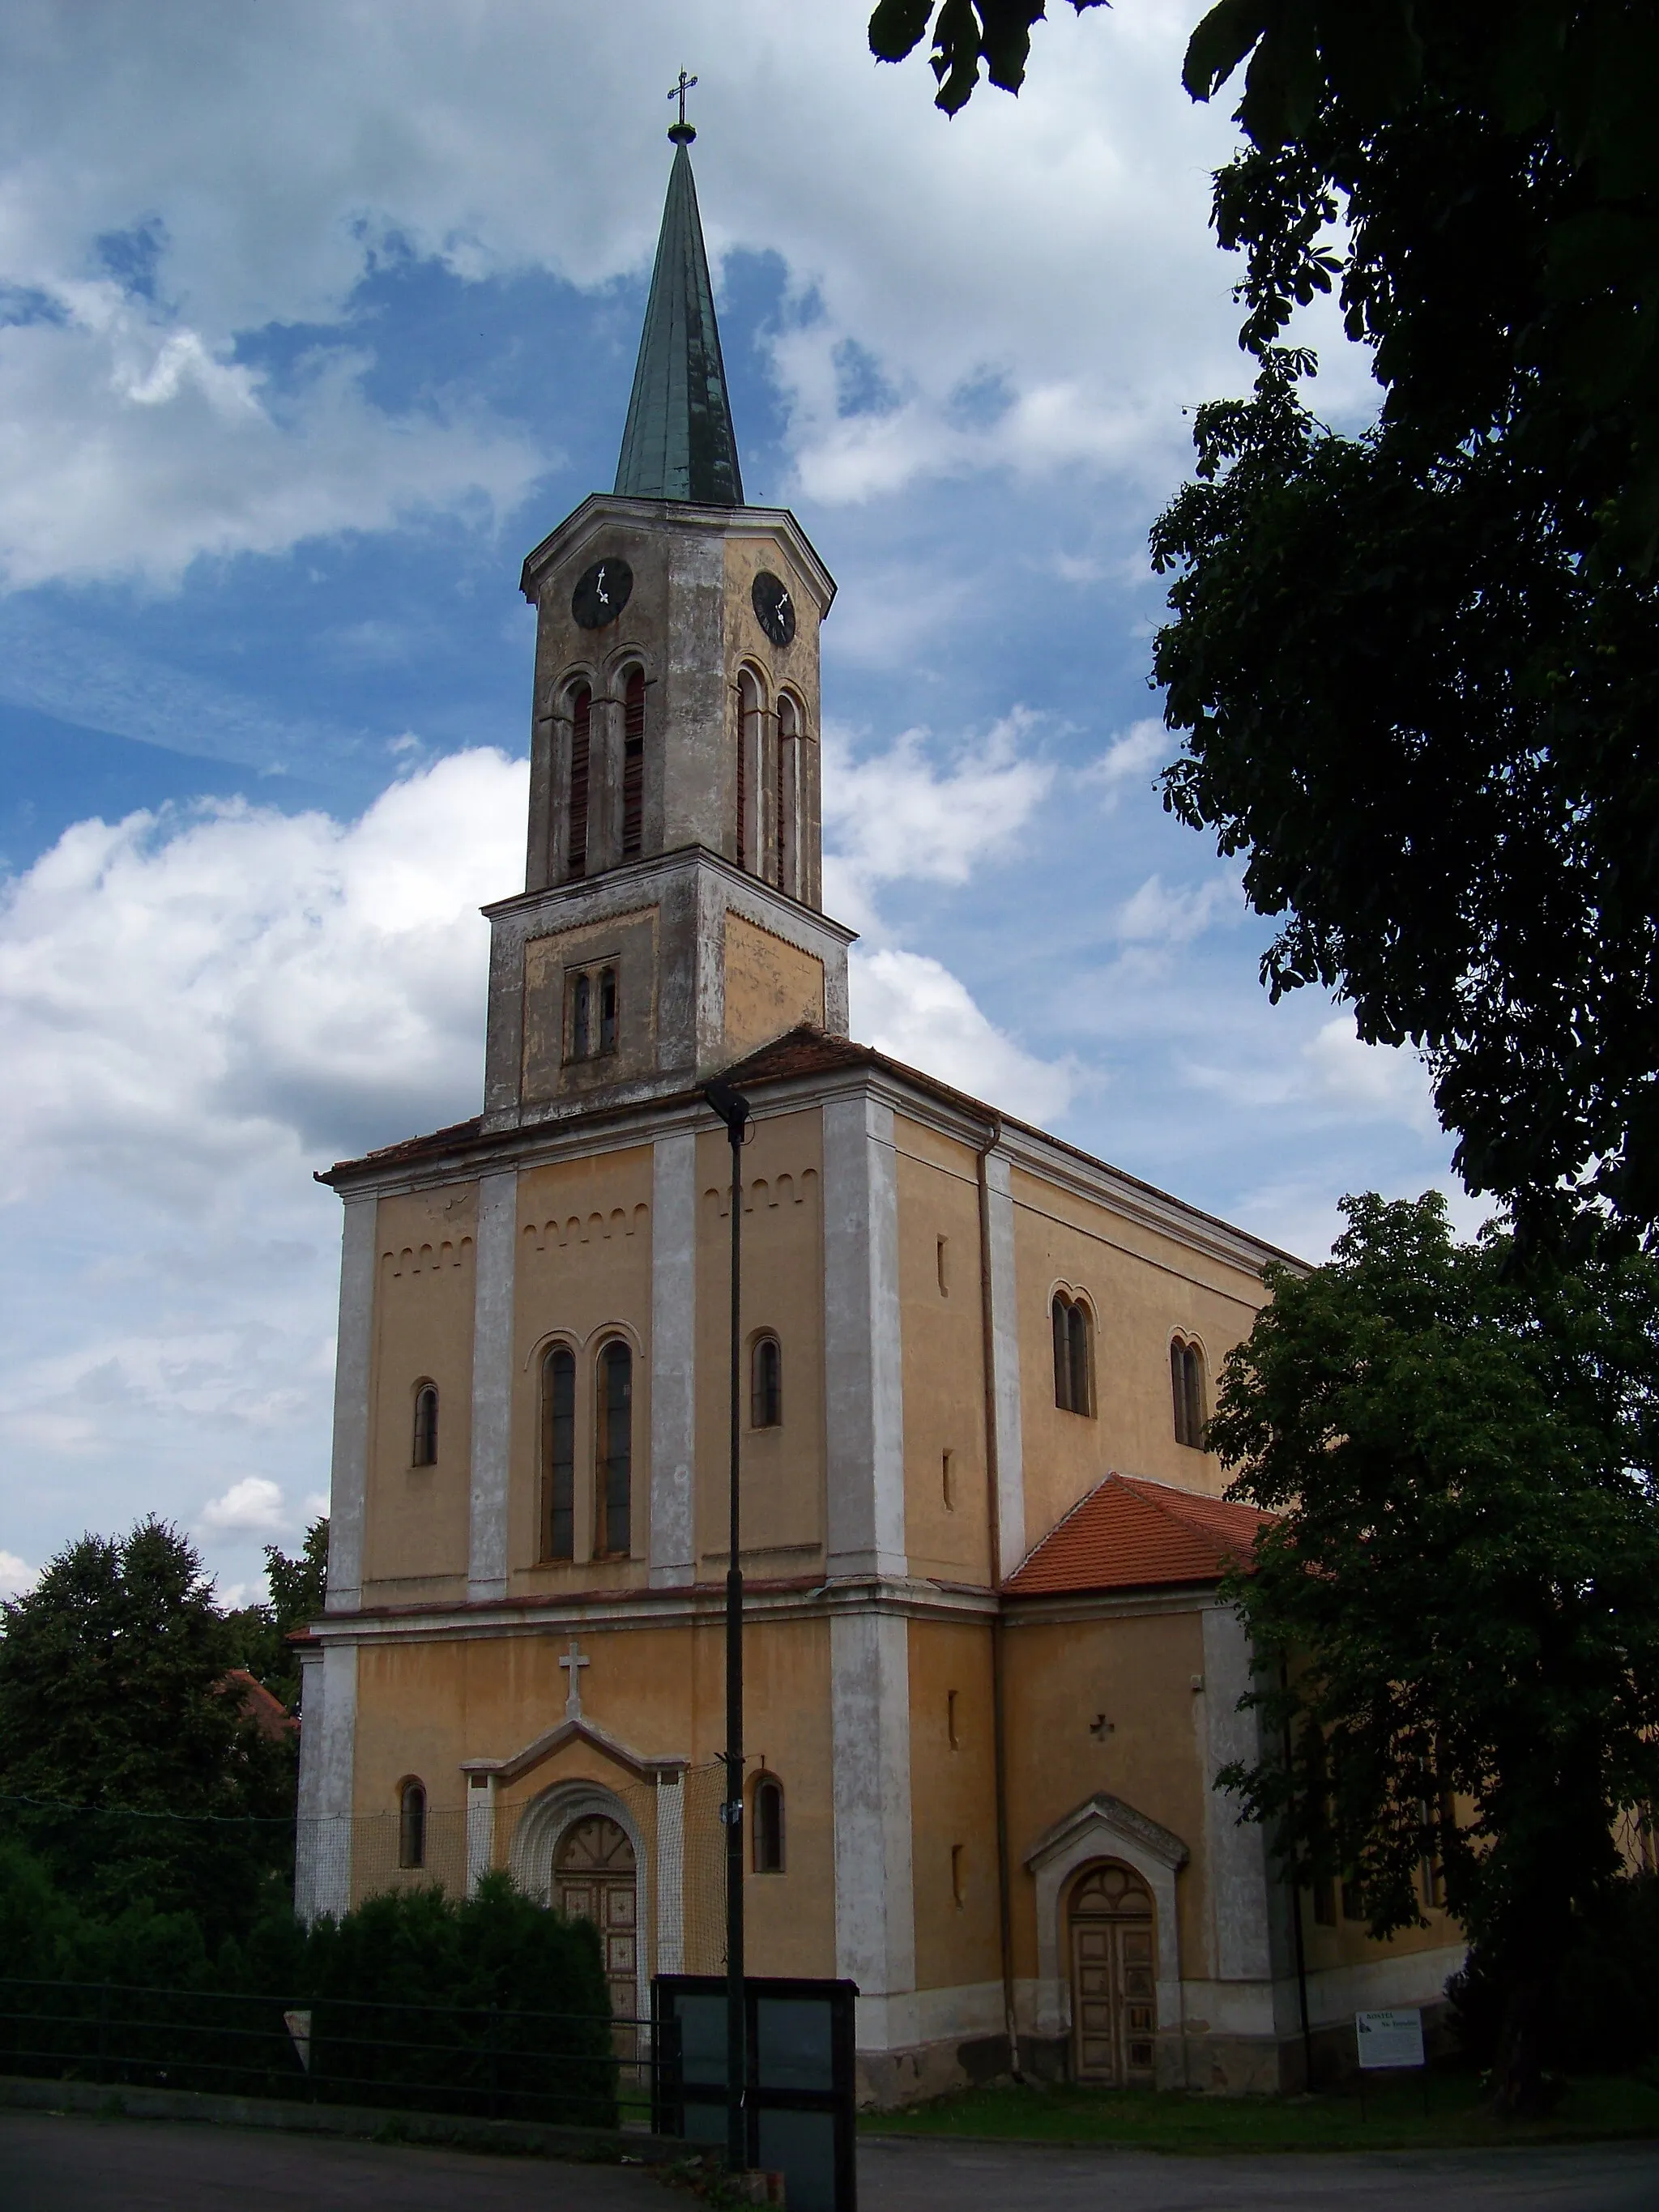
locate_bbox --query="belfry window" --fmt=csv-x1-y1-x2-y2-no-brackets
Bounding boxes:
596,1339,633,1558
399,1779,427,1869
751,1334,782,1429
753,1774,785,1873
567,684,591,878
542,1345,576,1562
412,1383,439,1467
736,667,762,872
1171,1336,1206,1449
568,965,618,1063
621,667,646,859
1051,1293,1094,1416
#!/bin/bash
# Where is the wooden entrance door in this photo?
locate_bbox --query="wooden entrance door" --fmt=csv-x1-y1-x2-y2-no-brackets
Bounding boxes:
1068,1861,1157,2086
555,1815,638,2019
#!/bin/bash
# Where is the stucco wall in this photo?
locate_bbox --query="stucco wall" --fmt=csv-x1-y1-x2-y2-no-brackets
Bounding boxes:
722,910,825,1056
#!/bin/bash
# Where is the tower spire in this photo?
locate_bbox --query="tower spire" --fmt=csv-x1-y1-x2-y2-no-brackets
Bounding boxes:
613,92,744,508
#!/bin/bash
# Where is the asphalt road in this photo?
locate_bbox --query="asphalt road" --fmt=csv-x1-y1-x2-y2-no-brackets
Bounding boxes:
4,2110,1657,2212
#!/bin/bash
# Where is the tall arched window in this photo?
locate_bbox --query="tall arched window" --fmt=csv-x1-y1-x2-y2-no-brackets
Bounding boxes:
1171,1336,1206,1449
751,1334,782,1428
736,668,762,872
412,1382,439,1467
775,693,800,893
1051,1293,1094,1416
542,1345,576,1561
621,667,646,859
596,1339,633,1558
753,1774,785,1873
399,1779,427,1869
567,684,592,878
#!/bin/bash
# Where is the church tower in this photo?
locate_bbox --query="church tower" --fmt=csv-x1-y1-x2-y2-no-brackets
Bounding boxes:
488,123,849,1134
299,117,1461,2114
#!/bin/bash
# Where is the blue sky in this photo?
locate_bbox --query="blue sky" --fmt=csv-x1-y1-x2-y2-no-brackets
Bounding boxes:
0,0,1469,1603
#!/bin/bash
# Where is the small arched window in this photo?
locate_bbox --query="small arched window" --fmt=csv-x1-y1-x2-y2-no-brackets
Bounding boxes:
599,965,617,1054
568,684,592,878
751,1334,782,1429
736,668,762,872
1171,1336,1206,1449
596,1339,633,1558
753,1774,785,1873
399,1779,427,1869
621,667,646,859
1051,1294,1093,1416
776,692,801,893
412,1383,439,1467
542,1345,576,1561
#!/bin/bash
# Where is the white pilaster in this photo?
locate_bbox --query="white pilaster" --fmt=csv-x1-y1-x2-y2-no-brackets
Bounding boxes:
983,1151,1026,1574
323,1196,377,1613
831,1609,915,2048
822,1093,906,1579
466,1773,497,1895
468,1170,518,1603
309,1639,358,1922
292,1647,325,1921
655,1770,686,1975
649,1132,697,1588
1201,1604,1275,2003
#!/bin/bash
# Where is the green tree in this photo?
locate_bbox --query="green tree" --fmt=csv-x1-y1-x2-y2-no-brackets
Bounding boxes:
874,3,1659,1250
225,1516,328,1710
0,1518,295,1927
1209,1194,1659,2110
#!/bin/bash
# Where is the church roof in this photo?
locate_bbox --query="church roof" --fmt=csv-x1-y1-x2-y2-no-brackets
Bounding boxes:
613,139,744,507
1004,1473,1269,1597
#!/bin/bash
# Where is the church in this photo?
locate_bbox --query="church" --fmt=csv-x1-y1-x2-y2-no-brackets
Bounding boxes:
292,117,1462,2103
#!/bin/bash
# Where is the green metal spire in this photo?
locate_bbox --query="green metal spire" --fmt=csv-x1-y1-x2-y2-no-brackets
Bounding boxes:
614,130,744,508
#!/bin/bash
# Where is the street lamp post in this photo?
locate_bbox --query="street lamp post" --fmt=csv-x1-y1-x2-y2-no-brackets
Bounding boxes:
703,1078,750,2175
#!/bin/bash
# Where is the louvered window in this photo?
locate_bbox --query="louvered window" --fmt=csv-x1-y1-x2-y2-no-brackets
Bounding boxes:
621,667,645,859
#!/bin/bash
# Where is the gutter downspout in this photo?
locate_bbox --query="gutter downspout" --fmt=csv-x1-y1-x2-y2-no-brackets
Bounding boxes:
976,1113,1022,2082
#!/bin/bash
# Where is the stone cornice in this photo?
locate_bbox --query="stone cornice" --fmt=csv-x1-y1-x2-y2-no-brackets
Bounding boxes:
519,493,836,617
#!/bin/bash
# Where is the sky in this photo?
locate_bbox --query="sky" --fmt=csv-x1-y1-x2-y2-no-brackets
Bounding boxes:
0,0,1473,1608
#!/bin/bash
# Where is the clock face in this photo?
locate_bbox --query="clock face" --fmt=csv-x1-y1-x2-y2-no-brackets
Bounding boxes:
571,556,633,630
752,569,797,648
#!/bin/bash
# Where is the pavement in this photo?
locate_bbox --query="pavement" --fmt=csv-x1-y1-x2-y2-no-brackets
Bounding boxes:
4,2108,1657,2212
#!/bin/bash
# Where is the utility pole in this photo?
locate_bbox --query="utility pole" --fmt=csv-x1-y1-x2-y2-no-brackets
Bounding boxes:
703,1078,750,2174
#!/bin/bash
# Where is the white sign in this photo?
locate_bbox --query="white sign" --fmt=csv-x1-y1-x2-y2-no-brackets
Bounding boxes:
1355,2007,1424,2069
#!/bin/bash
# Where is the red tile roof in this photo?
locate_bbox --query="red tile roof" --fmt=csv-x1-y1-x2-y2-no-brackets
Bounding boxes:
217,1668,298,1739
1004,1473,1270,1597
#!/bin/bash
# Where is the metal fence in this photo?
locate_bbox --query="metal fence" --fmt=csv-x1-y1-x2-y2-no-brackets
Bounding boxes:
0,1975,660,2132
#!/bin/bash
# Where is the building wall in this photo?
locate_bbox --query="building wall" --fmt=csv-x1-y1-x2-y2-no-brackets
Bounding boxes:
362,1184,478,1601
906,1617,1000,1997
693,1109,825,1578
510,1145,655,1595
894,1118,993,1587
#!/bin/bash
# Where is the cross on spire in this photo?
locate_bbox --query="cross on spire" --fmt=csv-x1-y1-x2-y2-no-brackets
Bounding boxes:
560,1636,590,1720
667,69,698,143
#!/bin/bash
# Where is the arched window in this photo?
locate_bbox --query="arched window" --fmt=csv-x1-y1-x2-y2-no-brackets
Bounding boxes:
1171,1336,1206,1449
1051,1294,1093,1416
621,667,646,859
412,1383,439,1466
751,1334,782,1428
753,1773,785,1873
399,1779,427,1869
541,1345,576,1561
736,667,762,872
596,1340,633,1558
599,965,617,1054
776,693,801,893
568,684,591,878
572,970,592,1059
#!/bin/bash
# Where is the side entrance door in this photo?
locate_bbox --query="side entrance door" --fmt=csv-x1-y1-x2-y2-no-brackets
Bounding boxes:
1068,1860,1157,2086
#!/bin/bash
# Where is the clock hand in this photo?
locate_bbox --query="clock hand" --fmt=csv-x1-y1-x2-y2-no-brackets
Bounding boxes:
595,565,609,604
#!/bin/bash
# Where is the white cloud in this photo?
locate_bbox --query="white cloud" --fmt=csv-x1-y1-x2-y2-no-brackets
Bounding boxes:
1184,1012,1439,1136
1115,869,1243,947
1084,718,1169,810
0,1549,38,1600
851,947,1077,1127
0,747,524,1197
198,1475,287,1536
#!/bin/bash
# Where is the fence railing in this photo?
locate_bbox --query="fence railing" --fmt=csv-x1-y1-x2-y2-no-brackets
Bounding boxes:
0,1976,673,2133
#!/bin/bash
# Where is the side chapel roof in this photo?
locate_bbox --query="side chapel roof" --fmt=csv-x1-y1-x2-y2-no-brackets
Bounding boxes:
613,134,744,507
1003,1472,1270,1598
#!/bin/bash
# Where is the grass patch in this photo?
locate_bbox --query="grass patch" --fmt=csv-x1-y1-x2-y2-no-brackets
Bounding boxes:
860,2067,1659,2154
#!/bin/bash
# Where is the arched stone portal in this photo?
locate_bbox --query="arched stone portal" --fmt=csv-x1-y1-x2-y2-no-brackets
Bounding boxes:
555,1813,638,2019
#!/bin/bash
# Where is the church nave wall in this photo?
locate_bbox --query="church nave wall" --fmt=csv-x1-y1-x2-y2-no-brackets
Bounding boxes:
905,1618,1001,1996
893,1123,993,1587
361,1183,478,1600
